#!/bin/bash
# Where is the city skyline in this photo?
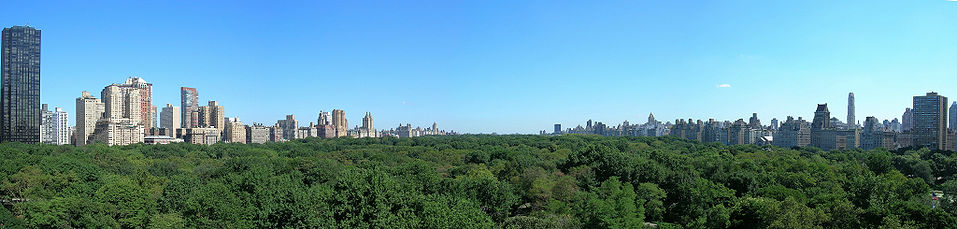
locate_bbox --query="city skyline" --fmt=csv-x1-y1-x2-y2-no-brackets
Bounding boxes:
3,1,957,133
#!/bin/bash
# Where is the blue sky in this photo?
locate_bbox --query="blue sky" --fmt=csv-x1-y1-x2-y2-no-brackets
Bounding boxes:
3,0,957,134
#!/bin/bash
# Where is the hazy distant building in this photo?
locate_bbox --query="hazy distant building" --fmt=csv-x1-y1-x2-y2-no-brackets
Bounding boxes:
773,116,811,148
862,116,897,150
902,108,914,132
554,124,562,134
770,118,779,131
913,92,948,150
160,104,179,136
847,92,856,129
748,113,761,129
811,103,859,151
950,102,957,130
75,91,104,146
727,119,749,145
812,104,831,130
180,87,199,128
1,26,41,143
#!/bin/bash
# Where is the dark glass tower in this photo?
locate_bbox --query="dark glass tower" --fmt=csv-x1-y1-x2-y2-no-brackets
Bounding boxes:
1,26,41,143
913,92,948,150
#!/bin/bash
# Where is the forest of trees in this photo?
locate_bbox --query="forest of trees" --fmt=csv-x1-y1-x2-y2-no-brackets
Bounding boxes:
2,134,957,228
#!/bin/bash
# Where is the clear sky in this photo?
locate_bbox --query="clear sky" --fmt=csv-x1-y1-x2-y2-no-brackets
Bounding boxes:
3,0,957,134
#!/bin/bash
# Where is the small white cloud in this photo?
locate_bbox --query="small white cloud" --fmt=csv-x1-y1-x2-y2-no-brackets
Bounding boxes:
717,84,732,88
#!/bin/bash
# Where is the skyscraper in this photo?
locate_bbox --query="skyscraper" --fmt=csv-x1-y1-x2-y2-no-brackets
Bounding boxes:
554,123,562,134
180,87,198,128
1,26,41,143
902,108,914,132
160,104,179,136
847,92,856,129
913,92,948,150
949,102,956,130
75,91,104,146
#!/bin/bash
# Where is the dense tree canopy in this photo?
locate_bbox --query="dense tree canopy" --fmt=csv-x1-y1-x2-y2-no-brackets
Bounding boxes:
1,135,955,228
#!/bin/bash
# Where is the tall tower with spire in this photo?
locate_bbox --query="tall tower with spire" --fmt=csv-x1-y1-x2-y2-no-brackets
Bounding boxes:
847,92,856,129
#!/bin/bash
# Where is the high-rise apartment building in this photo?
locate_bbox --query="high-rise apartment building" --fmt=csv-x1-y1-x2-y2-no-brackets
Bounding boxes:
1,26,41,143
112,77,153,130
180,87,198,128
101,85,142,123
198,101,225,134
160,104,179,136
96,84,145,146
75,91,104,146
913,92,948,150
554,124,562,134
770,118,779,131
847,92,856,128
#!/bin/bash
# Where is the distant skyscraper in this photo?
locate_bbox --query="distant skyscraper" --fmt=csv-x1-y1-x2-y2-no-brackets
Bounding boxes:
770,118,779,131
1,26,41,143
647,113,656,125
75,91,104,146
847,92,856,128
160,104,179,136
950,102,957,130
902,108,914,131
913,92,948,150
180,87,199,128
554,123,562,134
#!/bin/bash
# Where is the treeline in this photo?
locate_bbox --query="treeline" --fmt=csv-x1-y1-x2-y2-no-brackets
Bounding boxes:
1,135,957,228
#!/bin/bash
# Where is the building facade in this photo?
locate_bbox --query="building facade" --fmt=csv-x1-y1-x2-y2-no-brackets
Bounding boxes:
1,26,41,143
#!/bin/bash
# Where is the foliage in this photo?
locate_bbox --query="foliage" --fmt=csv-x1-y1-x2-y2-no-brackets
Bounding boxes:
0,135,955,228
